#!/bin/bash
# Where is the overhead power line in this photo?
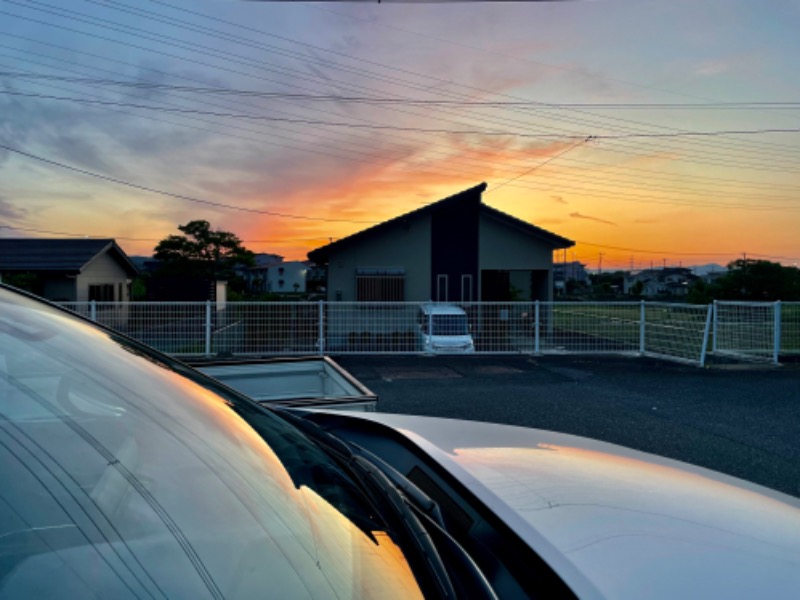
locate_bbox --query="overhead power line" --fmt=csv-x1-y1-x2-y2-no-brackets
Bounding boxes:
6,48,800,199
5,1,800,167
6,1,800,176
4,71,800,109
4,64,797,210
488,137,593,193
4,223,796,263
4,1,800,213
97,0,800,165
0,142,379,224
6,89,800,142
0,225,329,244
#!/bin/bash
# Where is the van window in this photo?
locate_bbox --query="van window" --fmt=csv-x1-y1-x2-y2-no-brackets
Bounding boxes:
432,314,468,336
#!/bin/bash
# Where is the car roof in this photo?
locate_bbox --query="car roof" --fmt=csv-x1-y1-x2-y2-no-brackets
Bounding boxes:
419,303,467,316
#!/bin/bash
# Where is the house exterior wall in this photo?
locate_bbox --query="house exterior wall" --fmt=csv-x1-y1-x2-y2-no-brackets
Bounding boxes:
326,216,432,301
479,215,554,270
266,261,307,294
478,214,555,301
430,197,480,302
75,252,131,302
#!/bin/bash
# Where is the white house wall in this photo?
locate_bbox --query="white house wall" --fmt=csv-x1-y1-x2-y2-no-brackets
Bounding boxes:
76,251,131,302
267,262,307,294
479,214,555,301
327,217,432,301
478,215,554,270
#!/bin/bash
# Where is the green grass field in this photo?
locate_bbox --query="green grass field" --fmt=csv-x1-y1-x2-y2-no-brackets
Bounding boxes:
545,303,710,362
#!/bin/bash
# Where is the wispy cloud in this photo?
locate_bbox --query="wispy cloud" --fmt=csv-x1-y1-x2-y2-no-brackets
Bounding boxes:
694,60,730,77
570,212,617,226
0,195,26,220
551,195,568,204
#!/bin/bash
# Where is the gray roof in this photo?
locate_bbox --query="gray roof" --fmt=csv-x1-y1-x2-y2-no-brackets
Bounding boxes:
0,238,138,276
308,183,573,263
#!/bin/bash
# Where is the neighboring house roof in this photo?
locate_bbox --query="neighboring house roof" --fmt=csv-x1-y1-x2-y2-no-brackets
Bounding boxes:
308,183,574,264
0,238,138,277
253,253,284,267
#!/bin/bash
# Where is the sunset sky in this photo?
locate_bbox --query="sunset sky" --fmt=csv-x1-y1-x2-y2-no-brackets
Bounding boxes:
1,0,799,270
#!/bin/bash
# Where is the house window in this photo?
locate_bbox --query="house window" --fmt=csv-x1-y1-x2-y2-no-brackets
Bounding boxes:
461,274,473,302
356,268,405,301
436,275,448,302
88,284,114,302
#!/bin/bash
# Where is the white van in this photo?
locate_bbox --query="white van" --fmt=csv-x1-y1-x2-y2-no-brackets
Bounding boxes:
418,303,475,354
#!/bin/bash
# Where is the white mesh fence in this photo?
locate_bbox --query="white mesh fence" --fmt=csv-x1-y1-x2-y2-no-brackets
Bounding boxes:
543,303,641,354
713,301,778,363
59,301,211,355
783,302,800,356
212,302,321,356
325,303,423,354
56,300,719,364
643,303,713,364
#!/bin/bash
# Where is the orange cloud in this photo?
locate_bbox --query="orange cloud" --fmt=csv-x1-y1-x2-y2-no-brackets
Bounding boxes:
226,138,575,259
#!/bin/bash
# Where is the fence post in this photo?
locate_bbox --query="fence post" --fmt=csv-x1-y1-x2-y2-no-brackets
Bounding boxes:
700,304,714,367
205,300,212,357
639,300,646,354
711,300,718,353
427,309,434,354
774,301,782,365
89,300,97,322
318,300,325,356
534,300,540,355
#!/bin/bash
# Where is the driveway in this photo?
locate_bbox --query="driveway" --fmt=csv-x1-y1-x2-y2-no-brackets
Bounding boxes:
335,355,800,498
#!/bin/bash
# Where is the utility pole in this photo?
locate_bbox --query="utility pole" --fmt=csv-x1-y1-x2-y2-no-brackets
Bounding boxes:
742,252,749,296
598,253,604,274
571,251,575,282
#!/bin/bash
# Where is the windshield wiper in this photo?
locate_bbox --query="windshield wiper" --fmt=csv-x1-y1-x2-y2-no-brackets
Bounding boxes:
273,409,457,599
348,443,445,528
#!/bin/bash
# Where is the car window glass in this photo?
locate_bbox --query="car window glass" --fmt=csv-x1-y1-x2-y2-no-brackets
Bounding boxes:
432,315,469,336
0,290,424,599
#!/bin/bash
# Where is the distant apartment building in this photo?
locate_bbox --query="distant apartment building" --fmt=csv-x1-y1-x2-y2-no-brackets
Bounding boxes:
247,259,308,294
553,261,590,293
624,267,698,298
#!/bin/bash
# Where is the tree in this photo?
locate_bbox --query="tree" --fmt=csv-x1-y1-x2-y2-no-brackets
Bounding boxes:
712,259,800,301
590,270,625,298
686,279,713,304
1,272,40,294
154,220,255,282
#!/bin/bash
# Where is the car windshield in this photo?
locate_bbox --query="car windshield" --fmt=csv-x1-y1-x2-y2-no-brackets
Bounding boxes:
0,288,424,599
432,314,469,336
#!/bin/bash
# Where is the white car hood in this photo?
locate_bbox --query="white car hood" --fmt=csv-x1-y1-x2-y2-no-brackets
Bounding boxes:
336,412,800,600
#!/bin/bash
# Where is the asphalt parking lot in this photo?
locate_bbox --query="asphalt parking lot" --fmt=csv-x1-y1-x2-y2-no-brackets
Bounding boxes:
336,354,800,499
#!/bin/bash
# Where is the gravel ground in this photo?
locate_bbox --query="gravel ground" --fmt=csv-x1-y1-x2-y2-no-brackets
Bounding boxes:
335,354,800,498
